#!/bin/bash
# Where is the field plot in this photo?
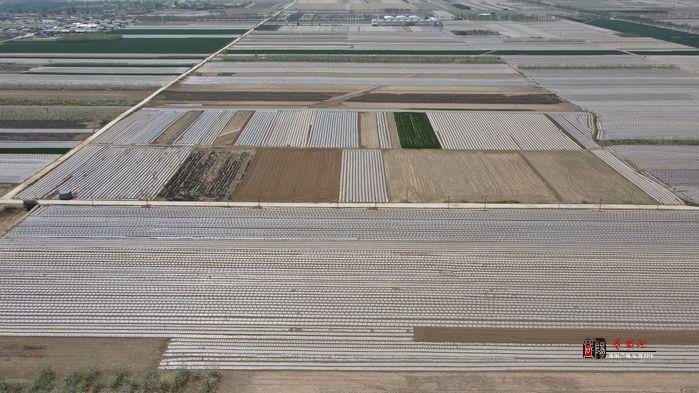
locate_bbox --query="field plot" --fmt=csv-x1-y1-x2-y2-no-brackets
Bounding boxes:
376,112,393,149
158,148,254,201
0,154,59,183
612,145,699,204
393,112,441,149
0,37,231,54
383,150,555,203
522,151,655,204
339,149,388,203
546,112,597,149
212,111,254,145
95,108,185,145
174,109,237,145
16,145,191,200
235,110,278,146
359,112,379,149
2,205,698,371
265,110,313,148
426,111,580,150
152,110,203,144
309,111,358,148
234,148,341,202
518,66,699,140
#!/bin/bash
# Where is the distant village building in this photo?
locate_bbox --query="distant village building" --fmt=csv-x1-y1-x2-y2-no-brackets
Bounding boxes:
372,15,442,27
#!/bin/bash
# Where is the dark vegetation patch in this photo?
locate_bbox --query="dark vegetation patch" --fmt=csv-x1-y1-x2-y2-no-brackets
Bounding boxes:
393,112,441,149
57,33,121,42
349,93,562,105
0,147,72,154
631,50,699,55
0,365,221,393
0,38,231,53
255,24,281,31
43,63,197,67
585,19,699,48
157,90,342,102
602,138,699,146
452,3,471,9
158,148,254,201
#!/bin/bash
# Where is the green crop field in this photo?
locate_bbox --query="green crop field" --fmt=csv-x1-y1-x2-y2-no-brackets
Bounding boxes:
586,19,699,48
631,50,699,55
0,38,231,53
394,112,442,149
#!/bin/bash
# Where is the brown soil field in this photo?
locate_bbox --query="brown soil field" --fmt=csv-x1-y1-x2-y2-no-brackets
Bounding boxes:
343,102,580,111
521,151,656,204
158,147,254,201
0,183,17,198
386,113,400,148
213,110,254,146
359,112,379,149
0,337,167,380
413,327,699,345
383,150,557,203
156,90,342,102
152,110,201,145
217,371,699,393
234,148,341,203
0,204,28,236
0,132,91,141
349,93,563,105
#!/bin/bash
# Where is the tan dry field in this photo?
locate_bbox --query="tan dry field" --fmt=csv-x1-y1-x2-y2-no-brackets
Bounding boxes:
386,112,400,148
217,371,699,393
234,148,341,203
0,337,167,380
213,110,254,146
521,151,656,205
383,150,558,203
0,183,18,198
152,110,202,145
159,84,579,111
359,112,379,149
0,204,28,237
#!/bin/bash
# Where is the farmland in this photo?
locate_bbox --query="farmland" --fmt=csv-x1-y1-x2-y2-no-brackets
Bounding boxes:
1,0,699,387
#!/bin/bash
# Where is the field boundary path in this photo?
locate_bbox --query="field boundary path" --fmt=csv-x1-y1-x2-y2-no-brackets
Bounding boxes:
1,1,297,202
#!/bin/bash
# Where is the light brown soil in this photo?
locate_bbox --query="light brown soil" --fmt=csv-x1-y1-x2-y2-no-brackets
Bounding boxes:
0,337,168,380
386,113,400,149
0,204,28,236
158,147,254,201
521,151,656,204
234,148,341,203
413,327,699,345
359,112,379,149
152,110,202,145
217,371,699,393
213,111,254,146
383,150,557,203
0,183,18,198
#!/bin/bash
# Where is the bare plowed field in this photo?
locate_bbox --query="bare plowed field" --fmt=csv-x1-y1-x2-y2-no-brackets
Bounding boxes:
234,148,341,202
359,112,379,149
522,151,656,204
213,111,253,145
349,93,564,105
152,110,202,145
383,150,557,203
155,90,342,102
158,148,254,201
